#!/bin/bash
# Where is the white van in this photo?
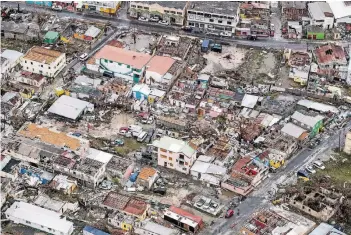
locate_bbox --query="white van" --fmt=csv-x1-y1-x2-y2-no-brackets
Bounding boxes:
137,131,147,142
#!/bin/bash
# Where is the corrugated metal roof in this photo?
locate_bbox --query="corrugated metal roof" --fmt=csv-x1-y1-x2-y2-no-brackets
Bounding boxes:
48,95,93,120
281,122,307,139
84,26,101,38
83,226,110,235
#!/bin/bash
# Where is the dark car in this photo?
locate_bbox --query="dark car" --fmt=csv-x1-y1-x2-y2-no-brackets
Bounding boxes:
103,71,114,78
247,35,257,40
153,187,167,195
145,128,155,143
181,26,193,32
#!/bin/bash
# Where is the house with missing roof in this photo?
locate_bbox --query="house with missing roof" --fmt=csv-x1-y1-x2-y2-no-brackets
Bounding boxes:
291,111,324,138
21,46,66,78
152,136,196,174
136,167,159,189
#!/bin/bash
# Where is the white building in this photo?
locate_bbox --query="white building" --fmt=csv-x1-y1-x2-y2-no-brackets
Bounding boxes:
153,136,196,174
5,201,74,235
308,2,334,29
135,220,180,235
187,2,240,35
1,49,23,79
190,155,226,186
21,46,66,78
328,1,351,26
145,55,176,86
47,95,94,120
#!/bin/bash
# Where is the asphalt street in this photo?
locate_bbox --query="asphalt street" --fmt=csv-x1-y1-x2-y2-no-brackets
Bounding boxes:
4,2,349,51
204,123,351,235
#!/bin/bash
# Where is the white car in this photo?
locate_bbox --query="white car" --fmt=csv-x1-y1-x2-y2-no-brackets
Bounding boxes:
149,16,160,22
220,31,232,37
305,165,316,174
79,53,88,61
313,161,325,170
138,17,148,22
158,20,169,25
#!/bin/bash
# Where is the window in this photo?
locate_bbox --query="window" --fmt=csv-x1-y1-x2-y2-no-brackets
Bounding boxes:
41,65,43,67
165,10,169,13
218,20,223,23
27,67,29,69
210,19,214,22
189,22,195,26
179,154,184,159
160,148,167,152
160,154,167,159
25,60,27,63
188,11,195,14
168,157,172,161
170,11,175,14
49,66,51,69
110,60,113,63
31,62,33,65
144,7,149,10
131,5,136,8
227,21,232,25
26,221,31,224
127,65,130,68
105,59,108,63
228,17,234,20
182,167,187,171
204,13,211,18
137,6,142,8
177,12,182,15
185,162,188,166
169,163,173,167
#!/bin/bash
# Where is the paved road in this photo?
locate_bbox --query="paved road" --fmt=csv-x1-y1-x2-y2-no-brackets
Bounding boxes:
4,2,348,51
204,124,351,235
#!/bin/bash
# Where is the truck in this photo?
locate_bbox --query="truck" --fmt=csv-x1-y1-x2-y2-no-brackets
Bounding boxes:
129,125,143,138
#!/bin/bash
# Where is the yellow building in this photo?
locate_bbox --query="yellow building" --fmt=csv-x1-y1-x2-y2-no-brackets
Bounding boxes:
82,1,121,14
129,1,189,25
108,212,136,231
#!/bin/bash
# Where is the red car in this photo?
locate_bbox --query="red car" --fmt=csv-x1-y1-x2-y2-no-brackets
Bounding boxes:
225,209,234,218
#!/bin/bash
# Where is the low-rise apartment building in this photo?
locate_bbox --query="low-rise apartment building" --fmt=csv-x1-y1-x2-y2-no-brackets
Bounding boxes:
21,46,66,78
308,2,334,30
153,136,196,174
187,2,240,35
129,1,189,25
80,1,121,14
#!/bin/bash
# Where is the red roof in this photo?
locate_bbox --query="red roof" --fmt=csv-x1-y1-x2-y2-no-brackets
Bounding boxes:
314,44,346,65
169,206,203,225
232,156,252,174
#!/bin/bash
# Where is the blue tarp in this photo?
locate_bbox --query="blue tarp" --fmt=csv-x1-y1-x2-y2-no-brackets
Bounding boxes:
202,39,210,48
83,226,110,235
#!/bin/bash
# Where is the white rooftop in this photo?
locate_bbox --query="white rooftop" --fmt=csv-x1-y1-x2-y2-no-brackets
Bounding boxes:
241,94,259,109
308,2,333,20
327,1,351,19
281,122,307,139
1,49,23,63
6,201,73,234
142,221,178,235
132,83,151,96
48,95,93,120
297,99,339,113
164,210,198,227
86,148,113,164
84,25,101,38
291,111,324,128
153,136,195,157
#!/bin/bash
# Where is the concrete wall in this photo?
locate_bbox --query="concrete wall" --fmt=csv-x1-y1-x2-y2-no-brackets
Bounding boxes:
157,149,195,174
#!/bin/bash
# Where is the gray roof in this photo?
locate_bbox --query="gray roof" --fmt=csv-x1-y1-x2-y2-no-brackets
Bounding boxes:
188,1,240,16
48,95,93,120
84,26,101,38
281,122,307,139
1,21,28,34
282,1,307,9
297,99,338,113
308,2,333,20
1,50,23,63
134,1,187,10
309,223,346,235
143,221,179,235
291,111,324,128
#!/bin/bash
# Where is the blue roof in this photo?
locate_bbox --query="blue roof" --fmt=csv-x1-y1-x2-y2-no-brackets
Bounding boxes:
202,40,210,47
83,226,110,235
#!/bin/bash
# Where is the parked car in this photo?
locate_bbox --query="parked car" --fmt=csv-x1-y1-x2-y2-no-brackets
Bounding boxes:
119,127,129,135
103,71,114,78
52,5,63,11
72,132,81,137
247,35,257,40
313,161,325,170
138,16,148,22
137,131,148,142
305,165,316,174
225,209,234,218
79,53,88,61
99,180,113,190
113,139,124,146
149,16,160,22
220,31,231,37
158,20,169,25
181,26,193,32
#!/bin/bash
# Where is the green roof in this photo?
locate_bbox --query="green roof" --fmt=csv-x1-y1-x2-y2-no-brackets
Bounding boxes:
45,31,60,40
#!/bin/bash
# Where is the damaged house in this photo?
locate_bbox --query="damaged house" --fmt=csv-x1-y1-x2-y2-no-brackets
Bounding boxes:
190,155,226,186
153,136,196,174
287,50,312,86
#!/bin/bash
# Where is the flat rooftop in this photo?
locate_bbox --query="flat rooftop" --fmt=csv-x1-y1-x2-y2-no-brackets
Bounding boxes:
189,1,240,16
23,46,63,65
135,1,187,9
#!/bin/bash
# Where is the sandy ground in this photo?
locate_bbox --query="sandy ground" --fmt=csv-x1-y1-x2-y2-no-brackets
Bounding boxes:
258,52,277,74
201,46,247,74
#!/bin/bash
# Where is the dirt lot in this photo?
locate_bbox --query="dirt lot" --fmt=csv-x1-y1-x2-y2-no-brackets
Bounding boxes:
119,32,158,52
201,46,247,74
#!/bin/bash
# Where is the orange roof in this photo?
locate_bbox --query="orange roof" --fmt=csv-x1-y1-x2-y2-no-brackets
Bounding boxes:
138,167,157,181
23,46,63,64
94,45,152,70
146,56,175,75
18,123,81,151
